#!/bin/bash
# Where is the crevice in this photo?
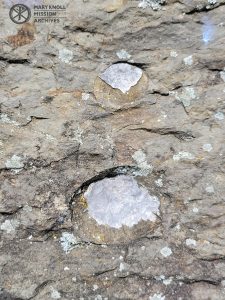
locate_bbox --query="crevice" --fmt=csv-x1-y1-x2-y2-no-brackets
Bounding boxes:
93,266,117,277
186,2,225,15
180,278,220,286
90,100,156,120
206,67,224,72
26,148,79,169
20,116,50,127
114,273,220,287
0,206,23,215
187,198,203,203
29,280,53,299
90,112,114,120
63,25,102,35
0,149,80,175
149,90,170,96
112,60,149,70
129,127,195,141
200,256,225,262
0,56,29,65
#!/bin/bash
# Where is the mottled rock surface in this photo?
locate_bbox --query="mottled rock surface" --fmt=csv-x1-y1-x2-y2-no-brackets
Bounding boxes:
1,0,225,299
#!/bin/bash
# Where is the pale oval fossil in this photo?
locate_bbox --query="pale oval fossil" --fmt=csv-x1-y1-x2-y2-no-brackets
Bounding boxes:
84,175,160,229
99,63,143,94
94,63,148,108
73,175,160,244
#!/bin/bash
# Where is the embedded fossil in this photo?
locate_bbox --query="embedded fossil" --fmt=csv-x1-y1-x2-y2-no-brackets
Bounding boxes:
99,63,143,94
84,175,160,228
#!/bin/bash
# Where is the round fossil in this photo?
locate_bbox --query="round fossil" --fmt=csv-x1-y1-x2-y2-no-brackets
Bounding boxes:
73,175,161,244
84,175,160,229
99,63,143,94
94,63,148,108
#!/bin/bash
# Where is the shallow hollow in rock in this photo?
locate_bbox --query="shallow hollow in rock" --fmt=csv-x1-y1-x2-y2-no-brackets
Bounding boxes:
73,175,160,244
94,63,148,108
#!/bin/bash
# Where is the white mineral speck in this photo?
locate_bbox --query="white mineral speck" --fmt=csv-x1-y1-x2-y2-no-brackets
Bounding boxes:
221,280,225,286
205,185,215,194
93,284,98,291
214,111,224,120
185,238,197,247
116,49,131,60
99,63,143,94
5,154,24,169
175,224,181,231
119,263,125,272
84,175,160,228
73,127,83,144
220,71,225,82
193,207,199,213
173,151,195,161
202,143,213,152
59,48,73,64
163,277,173,285
208,0,217,4
51,287,61,299
155,178,163,187
23,205,32,212
149,293,165,300
82,93,90,101
60,232,78,253
132,149,153,176
139,0,165,10
0,113,19,126
160,246,172,257
183,55,193,66
175,87,196,107
155,275,165,281
170,50,178,57
0,219,19,234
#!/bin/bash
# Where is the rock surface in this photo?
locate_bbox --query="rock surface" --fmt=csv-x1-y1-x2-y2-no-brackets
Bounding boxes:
1,0,225,299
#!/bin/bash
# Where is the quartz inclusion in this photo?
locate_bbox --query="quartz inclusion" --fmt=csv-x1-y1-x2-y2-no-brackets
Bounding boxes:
84,175,160,229
99,63,143,94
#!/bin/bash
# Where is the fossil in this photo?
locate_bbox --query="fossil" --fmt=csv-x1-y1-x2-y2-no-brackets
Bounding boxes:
84,175,160,228
99,63,143,94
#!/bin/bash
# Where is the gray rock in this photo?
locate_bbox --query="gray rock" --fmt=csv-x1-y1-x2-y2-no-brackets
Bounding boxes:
1,0,225,298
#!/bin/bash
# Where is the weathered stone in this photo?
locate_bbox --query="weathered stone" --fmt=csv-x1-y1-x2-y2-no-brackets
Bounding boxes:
1,0,225,298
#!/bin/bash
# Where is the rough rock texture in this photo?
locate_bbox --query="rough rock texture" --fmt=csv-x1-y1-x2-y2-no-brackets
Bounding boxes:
1,0,225,299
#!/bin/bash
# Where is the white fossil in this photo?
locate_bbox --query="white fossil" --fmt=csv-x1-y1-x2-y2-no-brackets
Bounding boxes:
99,63,143,94
84,175,160,228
